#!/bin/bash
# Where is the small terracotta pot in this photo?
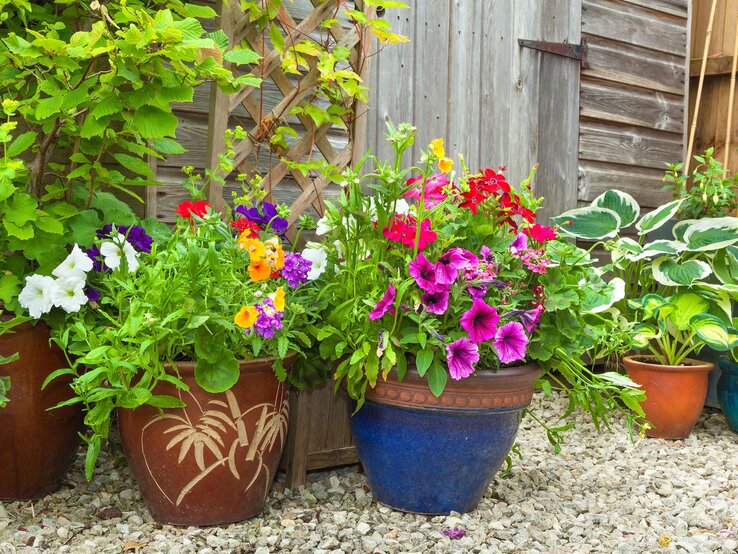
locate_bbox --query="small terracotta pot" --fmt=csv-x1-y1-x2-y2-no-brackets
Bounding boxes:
118,358,290,526
0,320,83,500
623,355,713,439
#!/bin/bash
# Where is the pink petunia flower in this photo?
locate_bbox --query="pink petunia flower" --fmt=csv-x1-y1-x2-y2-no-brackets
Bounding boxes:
494,321,529,364
369,284,396,321
409,253,439,292
445,338,479,380
460,298,500,343
403,173,449,208
421,288,449,315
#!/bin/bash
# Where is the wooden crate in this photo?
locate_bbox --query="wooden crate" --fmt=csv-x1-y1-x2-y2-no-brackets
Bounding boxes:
279,381,359,489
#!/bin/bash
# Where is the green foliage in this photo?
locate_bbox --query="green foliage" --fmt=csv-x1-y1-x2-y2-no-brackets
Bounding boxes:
0,310,31,407
663,147,738,219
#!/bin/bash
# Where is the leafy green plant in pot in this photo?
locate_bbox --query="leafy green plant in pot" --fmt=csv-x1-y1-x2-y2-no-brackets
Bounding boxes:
553,189,738,439
303,123,645,515
32,133,320,526
662,147,738,407
0,0,254,499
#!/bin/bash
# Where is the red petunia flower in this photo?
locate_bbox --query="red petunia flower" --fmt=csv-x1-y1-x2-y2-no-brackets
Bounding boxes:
524,223,556,243
177,200,211,219
231,218,262,238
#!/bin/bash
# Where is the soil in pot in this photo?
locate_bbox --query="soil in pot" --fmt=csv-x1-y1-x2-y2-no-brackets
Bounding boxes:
0,321,83,500
349,363,540,515
623,355,713,440
118,357,290,526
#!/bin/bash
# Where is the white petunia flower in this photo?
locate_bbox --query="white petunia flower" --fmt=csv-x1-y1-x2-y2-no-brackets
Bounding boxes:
50,276,87,313
315,216,334,236
100,234,139,272
301,244,329,280
52,244,93,279
18,275,56,318
368,197,411,222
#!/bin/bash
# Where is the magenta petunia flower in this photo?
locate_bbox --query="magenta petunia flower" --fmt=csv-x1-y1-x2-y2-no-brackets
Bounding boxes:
460,298,499,343
494,321,529,364
469,284,487,299
435,248,467,286
509,232,528,256
421,288,449,315
403,173,449,208
409,253,439,292
519,306,543,333
455,248,479,271
369,284,396,321
445,338,479,380
480,245,495,263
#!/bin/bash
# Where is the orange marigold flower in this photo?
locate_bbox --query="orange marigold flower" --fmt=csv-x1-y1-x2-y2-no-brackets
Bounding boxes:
248,259,271,282
270,286,285,311
239,236,266,261
234,306,258,328
438,157,454,173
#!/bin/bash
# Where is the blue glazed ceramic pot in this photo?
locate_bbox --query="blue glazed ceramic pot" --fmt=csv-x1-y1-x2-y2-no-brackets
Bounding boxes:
718,358,738,433
350,364,540,514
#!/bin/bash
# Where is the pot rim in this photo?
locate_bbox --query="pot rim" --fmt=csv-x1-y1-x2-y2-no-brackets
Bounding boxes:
623,355,714,373
164,353,297,374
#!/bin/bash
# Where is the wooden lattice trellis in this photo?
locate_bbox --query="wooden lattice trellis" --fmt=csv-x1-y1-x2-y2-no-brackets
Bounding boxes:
205,0,375,241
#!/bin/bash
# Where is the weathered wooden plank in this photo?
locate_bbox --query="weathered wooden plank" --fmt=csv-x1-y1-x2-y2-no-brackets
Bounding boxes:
582,36,685,95
535,0,581,224
578,159,672,207
580,80,684,132
579,120,684,170
306,447,359,470
620,0,688,18
582,0,687,55
410,2,451,161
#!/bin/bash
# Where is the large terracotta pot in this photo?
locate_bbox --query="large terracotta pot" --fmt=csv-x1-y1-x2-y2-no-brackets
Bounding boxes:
623,355,713,439
349,363,540,515
0,320,83,500
118,358,290,526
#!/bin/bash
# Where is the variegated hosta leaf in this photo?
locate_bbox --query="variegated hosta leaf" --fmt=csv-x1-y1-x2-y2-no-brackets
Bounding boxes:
652,256,711,287
552,207,621,240
610,237,643,264
669,291,710,331
592,189,640,228
672,219,698,242
682,217,738,252
585,277,625,313
636,239,685,260
713,246,738,286
635,199,684,235
690,314,732,351
633,322,660,349
693,283,734,318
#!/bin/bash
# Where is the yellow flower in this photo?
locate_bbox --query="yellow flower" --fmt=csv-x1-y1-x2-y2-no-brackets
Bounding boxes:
430,138,445,159
234,306,258,329
248,259,271,282
438,157,454,173
270,286,285,311
239,237,266,261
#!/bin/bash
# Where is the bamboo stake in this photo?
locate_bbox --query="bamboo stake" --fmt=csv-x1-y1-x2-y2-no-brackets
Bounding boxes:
724,13,738,170
685,0,719,176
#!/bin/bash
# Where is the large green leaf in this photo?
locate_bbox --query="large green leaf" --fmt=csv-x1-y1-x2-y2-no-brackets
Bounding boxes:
691,314,732,351
672,219,697,242
427,360,448,397
552,207,621,240
584,277,625,313
7,131,37,157
224,48,261,65
652,256,711,287
633,322,660,349
592,190,640,228
635,199,684,235
195,348,239,393
668,292,709,331
131,106,178,139
682,217,738,252
637,240,684,259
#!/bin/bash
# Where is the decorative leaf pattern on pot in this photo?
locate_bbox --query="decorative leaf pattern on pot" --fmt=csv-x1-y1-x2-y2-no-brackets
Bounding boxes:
140,382,288,507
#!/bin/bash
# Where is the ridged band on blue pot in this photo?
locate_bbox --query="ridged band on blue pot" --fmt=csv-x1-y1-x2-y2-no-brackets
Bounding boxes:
718,358,738,433
349,363,540,515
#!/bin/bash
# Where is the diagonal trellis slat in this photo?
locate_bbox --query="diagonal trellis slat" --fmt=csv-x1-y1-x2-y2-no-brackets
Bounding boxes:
205,0,374,243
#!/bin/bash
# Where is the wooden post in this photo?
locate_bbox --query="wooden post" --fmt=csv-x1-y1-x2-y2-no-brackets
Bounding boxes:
724,13,738,169
685,0,718,174
205,0,234,212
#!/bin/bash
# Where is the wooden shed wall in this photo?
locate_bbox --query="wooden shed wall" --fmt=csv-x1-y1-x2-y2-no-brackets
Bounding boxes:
577,0,689,210
689,0,738,171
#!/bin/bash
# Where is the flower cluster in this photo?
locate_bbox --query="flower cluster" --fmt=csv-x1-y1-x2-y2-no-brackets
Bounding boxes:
235,202,288,235
382,215,437,251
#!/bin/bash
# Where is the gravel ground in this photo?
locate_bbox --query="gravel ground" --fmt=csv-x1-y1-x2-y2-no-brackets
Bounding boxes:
2,392,738,554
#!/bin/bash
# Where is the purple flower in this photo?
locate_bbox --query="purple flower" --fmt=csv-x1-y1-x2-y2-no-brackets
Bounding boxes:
456,248,479,271
237,202,288,235
98,224,152,253
460,299,499,343
85,244,104,272
282,252,312,288
408,253,439,292
85,286,101,302
494,321,529,364
509,232,528,256
469,285,487,299
480,245,494,263
435,248,467,286
369,284,396,321
445,338,479,380
253,299,284,339
519,306,542,333
421,288,449,315
442,527,467,539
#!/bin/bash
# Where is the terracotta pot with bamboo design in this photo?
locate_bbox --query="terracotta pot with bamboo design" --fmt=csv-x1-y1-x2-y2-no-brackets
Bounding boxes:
0,319,83,500
623,355,713,440
118,357,291,526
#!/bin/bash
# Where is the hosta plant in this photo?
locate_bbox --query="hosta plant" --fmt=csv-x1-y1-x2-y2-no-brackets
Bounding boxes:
307,123,645,447
554,189,738,365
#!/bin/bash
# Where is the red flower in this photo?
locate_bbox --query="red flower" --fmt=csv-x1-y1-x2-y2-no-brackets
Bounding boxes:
479,168,510,195
177,200,210,219
524,223,556,243
231,218,261,238
382,215,437,251
459,169,511,214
